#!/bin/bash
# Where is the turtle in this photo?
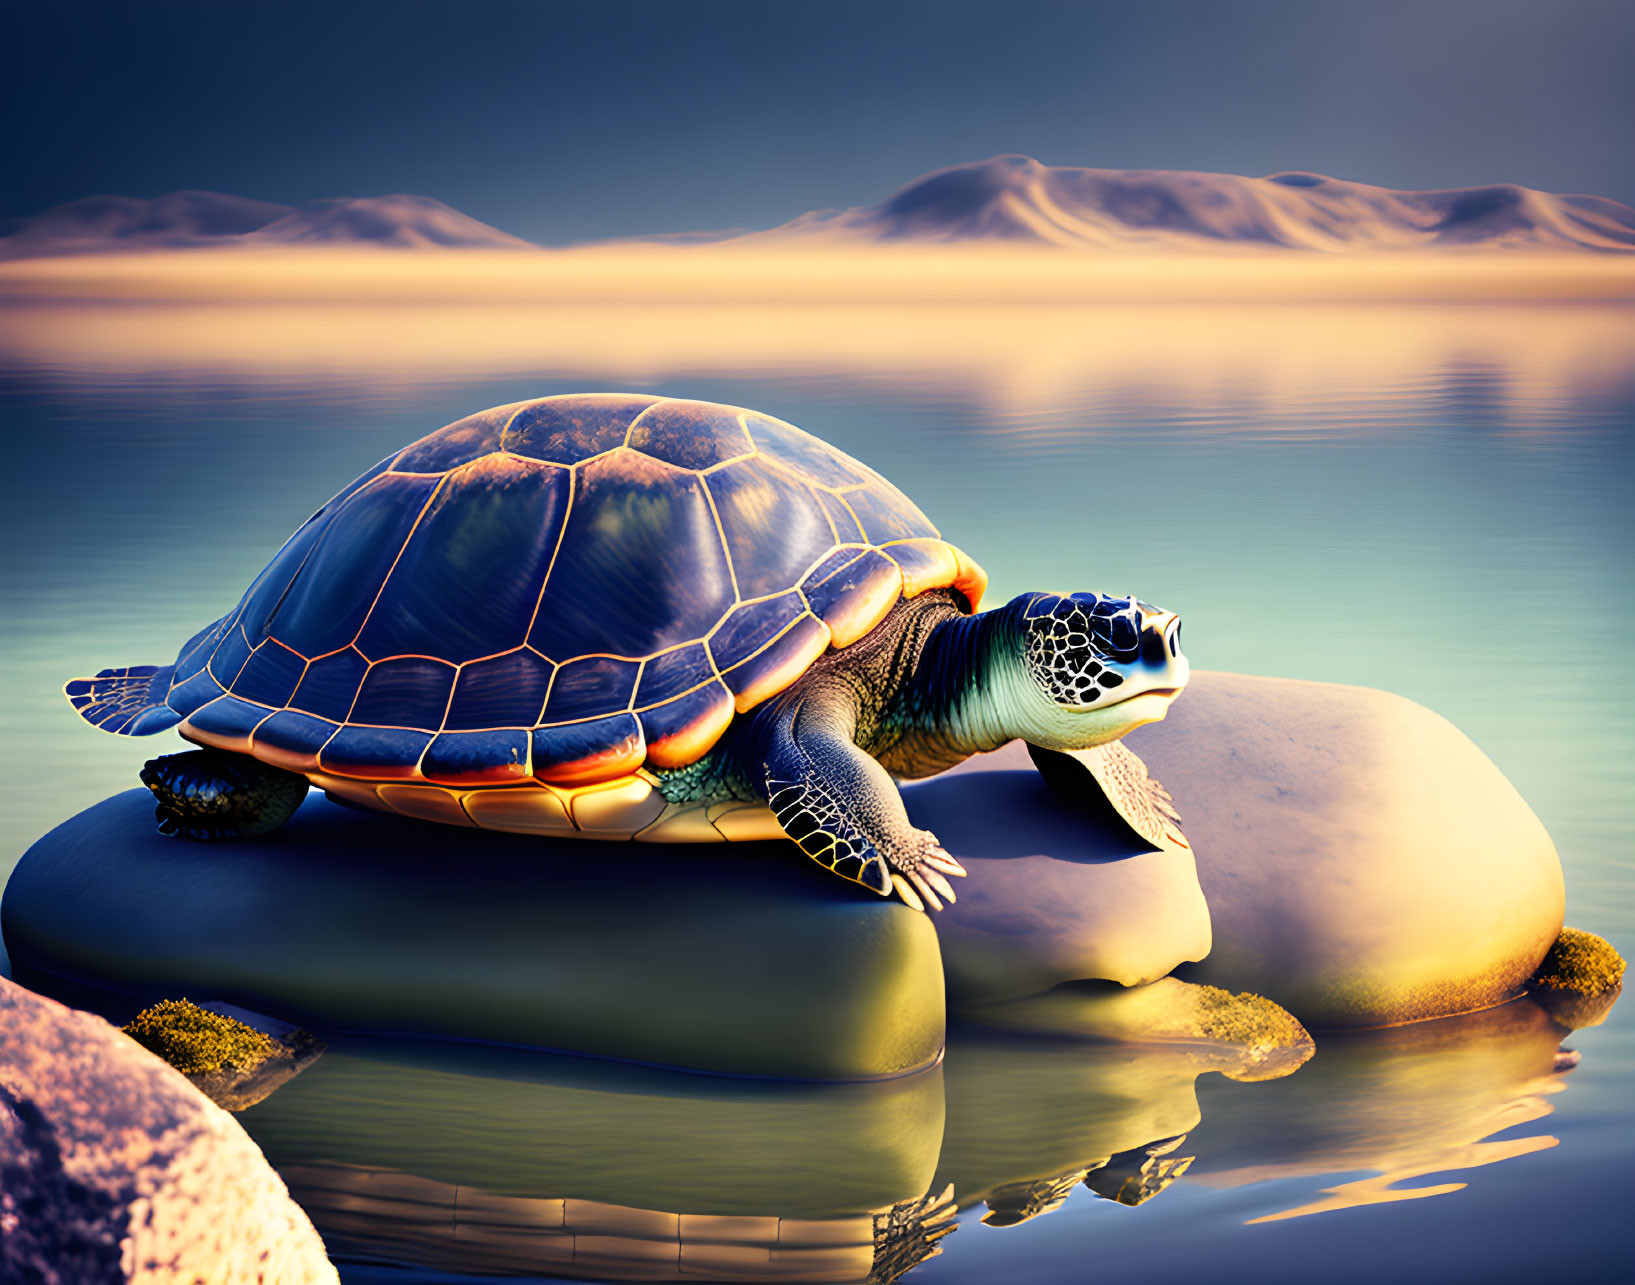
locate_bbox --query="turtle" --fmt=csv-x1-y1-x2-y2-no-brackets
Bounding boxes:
64,394,1189,911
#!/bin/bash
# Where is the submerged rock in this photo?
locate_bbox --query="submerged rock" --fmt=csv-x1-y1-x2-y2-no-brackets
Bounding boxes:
0,976,335,1284
957,977,1314,1081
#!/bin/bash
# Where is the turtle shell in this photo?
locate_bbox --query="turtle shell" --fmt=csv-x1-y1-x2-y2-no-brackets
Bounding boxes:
163,394,986,790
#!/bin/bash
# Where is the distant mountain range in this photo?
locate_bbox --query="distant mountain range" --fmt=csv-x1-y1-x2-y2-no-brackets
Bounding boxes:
0,191,530,257
4,158,1632,258
744,155,1635,252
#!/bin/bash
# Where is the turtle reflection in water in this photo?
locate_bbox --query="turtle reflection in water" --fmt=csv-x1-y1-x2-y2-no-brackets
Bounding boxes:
65,394,1187,910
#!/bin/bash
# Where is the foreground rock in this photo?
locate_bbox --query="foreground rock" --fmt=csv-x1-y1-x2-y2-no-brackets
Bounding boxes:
0,976,336,1284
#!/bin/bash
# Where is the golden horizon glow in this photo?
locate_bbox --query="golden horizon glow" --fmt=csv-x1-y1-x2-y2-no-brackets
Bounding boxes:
4,296,1630,426
0,243,1631,307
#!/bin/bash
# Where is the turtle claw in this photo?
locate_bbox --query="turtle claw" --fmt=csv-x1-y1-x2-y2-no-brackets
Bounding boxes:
908,869,945,912
888,835,962,911
891,874,927,913
920,866,958,906
922,846,967,878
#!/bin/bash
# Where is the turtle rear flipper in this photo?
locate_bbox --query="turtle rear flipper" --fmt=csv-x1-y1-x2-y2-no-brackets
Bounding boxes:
63,664,180,736
1027,740,1188,851
141,750,308,840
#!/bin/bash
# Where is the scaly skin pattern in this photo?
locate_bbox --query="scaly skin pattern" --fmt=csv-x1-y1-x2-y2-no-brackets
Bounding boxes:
653,592,973,802
652,589,1187,908
652,593,971,905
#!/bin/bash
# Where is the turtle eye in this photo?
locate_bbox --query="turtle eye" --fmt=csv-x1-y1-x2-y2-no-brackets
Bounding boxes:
1023,597,1128,707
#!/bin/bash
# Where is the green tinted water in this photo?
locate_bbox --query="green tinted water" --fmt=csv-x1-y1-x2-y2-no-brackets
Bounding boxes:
1,301,1629,1281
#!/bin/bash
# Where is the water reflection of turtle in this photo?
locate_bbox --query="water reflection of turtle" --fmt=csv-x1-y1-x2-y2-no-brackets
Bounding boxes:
65,394,1187,910
281,1160,957,1285
981,1135,1194,1225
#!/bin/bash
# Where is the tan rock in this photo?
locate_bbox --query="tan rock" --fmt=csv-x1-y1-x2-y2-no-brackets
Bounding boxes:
1125,671,1566,1026
0,976,336,1285
905,670,1566,1027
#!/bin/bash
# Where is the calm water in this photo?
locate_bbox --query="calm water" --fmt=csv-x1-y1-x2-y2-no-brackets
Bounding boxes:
2,301,1631,1282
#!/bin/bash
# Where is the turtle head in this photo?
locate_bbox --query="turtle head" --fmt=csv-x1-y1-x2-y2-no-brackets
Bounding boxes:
1000,591,1189,750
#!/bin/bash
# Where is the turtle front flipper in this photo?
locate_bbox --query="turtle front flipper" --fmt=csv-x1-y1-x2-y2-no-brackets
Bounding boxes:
761,693,965,911
1026,740,1189,851
140,750,309,840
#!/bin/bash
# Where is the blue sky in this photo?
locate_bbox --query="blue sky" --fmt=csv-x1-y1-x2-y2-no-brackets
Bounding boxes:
5,0,1632,243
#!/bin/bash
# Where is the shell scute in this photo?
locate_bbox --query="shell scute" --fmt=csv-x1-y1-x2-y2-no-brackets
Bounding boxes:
634,643,715,708
392,403,519,474
540,655,641,725
421,729,531,786
377,785,476,828
288,648,369,722
251,710,339,773
349,657,456,731
319,726,434,780
743,411,866,488
882,539,958,597
184,695,271,750
627,400,755,470
500,393,662,465
708,592,807,673
528,449,733,661
803,548,905,647
720,615,832,712
230,641,306,709
261,472,442,659
444,650,552,731
166,669,228,718
532,714,645,785
840,479,940,544
639,681,735,767
355,454,568,663
706,456,837,600
206,627,253,689
799,547,867,595
814,491,866,543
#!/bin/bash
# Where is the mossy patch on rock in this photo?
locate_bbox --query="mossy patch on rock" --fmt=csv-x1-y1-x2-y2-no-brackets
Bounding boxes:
1527,927,1625,1030
123,998,278,1075
956,976,1315,1081
1190,985,1312,1071
1530,927,1625,995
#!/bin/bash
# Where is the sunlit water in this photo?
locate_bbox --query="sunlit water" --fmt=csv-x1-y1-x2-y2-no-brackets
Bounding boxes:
1,301,1631,1282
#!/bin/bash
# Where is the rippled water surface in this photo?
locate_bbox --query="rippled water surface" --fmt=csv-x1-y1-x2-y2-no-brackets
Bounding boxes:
2,301,1631,1282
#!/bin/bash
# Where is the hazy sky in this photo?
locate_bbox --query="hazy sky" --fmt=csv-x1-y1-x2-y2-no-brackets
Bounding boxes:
4,0,1632,243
